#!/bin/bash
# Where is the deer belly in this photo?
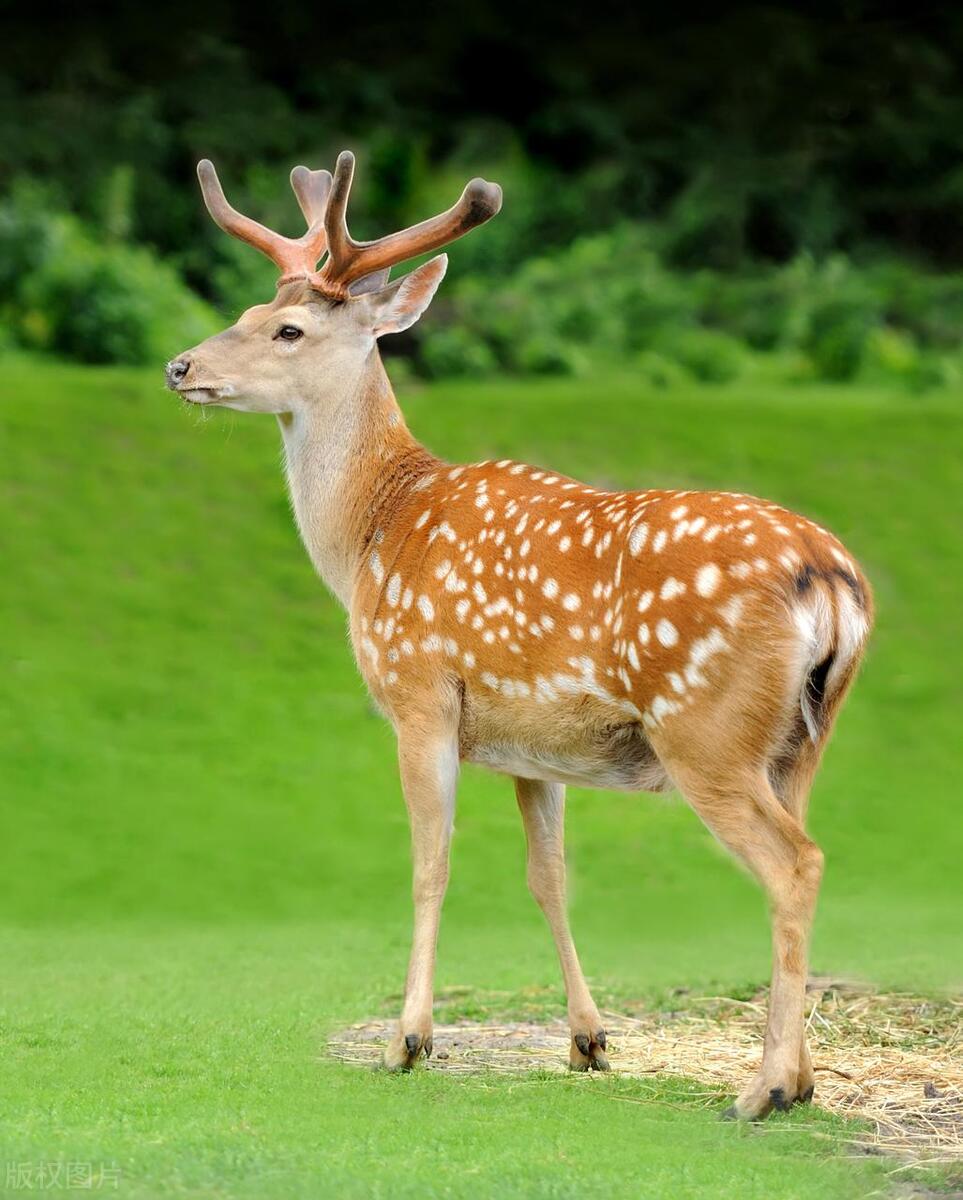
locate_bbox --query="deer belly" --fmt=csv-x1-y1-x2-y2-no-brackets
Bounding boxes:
463,711,671,793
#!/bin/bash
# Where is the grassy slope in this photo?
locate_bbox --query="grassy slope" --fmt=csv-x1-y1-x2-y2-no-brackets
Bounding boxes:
1,354,960,1198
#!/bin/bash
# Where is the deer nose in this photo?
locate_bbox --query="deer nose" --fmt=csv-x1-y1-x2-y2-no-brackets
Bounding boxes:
166,357,191,389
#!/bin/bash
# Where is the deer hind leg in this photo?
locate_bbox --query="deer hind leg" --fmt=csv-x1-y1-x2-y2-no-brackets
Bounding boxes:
515,777,609,1071
769,735,826,1101
383,715,459,1071
667,759,824,1119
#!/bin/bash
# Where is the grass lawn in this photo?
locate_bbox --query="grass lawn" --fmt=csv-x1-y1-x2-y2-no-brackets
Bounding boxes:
1,354,960,1197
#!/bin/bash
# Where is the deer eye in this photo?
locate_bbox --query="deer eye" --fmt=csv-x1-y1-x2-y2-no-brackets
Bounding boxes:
274,325,303,342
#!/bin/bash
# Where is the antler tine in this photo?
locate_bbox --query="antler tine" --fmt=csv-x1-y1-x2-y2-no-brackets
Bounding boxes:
197,159,291,268
289,165,332,270
197,159,330,282
290,166,333,232
321,150,358,280
318,150,503,297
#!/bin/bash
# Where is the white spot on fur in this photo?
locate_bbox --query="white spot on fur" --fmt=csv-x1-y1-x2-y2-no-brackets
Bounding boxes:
718,595,744,627
695,563,721,598
647,694,681,726
690,627,728,667
656,618,678,647
628,522,649,556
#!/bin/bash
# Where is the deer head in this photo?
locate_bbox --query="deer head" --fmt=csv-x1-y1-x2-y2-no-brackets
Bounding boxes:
165,152,502,413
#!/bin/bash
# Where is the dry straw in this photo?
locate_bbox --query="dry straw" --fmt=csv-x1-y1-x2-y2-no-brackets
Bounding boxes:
329,981,962,1169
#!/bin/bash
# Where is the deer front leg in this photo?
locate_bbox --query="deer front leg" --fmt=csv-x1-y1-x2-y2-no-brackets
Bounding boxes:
514,777,609,1071
383,718,459,1071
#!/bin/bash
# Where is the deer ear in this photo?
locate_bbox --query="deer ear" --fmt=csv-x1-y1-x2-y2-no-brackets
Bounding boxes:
348,268,390,297
365,254,448,337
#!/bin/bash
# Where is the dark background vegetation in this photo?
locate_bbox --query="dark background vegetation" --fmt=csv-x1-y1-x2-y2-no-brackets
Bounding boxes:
4,1,963,383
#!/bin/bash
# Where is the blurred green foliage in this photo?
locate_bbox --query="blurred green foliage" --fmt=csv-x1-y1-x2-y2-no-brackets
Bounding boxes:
3,3,963,380
4,183,963,387
422,227,963,387
0,186,219,364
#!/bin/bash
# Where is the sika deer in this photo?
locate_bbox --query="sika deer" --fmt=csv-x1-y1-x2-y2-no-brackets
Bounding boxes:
166,152,872,1119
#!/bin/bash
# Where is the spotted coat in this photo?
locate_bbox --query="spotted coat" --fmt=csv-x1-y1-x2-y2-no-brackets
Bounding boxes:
350,457,871,789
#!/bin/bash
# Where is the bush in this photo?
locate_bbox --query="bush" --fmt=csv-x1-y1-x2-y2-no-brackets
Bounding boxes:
510,333,586,376
694,267,806,351
654,328,748,384
419,327,497,378
804,299,874,381
1,189,220,365
862,327,959,392
634,350,690,389
5,176,963,390
863,326,920,382
421,232,963,383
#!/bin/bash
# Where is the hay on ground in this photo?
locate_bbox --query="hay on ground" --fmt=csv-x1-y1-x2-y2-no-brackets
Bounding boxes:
328,982,962,1169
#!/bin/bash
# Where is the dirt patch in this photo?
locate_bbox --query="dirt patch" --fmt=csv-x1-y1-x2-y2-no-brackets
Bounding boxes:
329,982,962,1170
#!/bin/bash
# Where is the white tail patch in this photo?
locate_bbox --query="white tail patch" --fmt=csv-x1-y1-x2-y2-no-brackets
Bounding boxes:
793,587,835,743
829,581,870,694
793,577,868,743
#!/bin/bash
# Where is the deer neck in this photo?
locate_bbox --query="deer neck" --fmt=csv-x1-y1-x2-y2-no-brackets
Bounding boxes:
277,351,433,608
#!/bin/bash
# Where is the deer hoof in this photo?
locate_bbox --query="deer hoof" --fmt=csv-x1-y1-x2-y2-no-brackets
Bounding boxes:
382,1030,431,1071
723,1070,811,1120
570,1029,610,1072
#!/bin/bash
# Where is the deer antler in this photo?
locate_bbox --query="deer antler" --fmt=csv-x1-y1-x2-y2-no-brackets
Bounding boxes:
316,151,502,299
196,160,332,283
196,153,502,296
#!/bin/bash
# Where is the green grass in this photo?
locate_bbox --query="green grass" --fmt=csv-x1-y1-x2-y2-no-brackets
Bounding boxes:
1,353,960,1197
